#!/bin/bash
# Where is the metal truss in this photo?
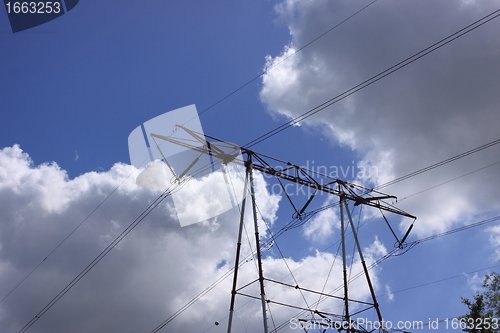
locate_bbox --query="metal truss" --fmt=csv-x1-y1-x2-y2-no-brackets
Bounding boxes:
150,125,416,333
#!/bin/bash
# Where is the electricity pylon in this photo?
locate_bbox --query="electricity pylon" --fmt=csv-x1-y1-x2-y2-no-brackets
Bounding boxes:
151,126,416,333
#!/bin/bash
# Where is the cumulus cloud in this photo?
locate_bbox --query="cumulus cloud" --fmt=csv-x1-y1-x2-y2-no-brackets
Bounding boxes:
0,145,385,332
465,272,483,293
384,285,395,302
486,224,500,260
260,0,500,237
303,197,338,241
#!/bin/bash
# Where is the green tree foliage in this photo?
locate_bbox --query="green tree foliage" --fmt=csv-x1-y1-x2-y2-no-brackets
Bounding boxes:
461,272,500,333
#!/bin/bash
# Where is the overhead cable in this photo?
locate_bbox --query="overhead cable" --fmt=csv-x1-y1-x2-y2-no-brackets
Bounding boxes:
244,9,500,148
190,0,379,121
375,140,500,190
18,188,174,333
0,174,134,306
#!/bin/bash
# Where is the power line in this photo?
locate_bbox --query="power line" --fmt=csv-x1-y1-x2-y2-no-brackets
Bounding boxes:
244,8,500,148
398,160,500,201
413,215,500,245
191,0,379,120
375,140,500,190
378,263,500,299
18,187,175,333
0,173,135,306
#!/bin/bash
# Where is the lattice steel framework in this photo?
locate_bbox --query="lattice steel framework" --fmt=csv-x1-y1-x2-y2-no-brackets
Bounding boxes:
151,126,416,333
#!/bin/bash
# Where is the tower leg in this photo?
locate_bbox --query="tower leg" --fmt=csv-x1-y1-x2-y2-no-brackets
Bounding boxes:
248,158,269,333
227,165,250,333
339,197,350,331
343,198,385,332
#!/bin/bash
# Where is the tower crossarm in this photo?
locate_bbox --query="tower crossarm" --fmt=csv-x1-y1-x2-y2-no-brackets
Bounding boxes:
150,129,416,220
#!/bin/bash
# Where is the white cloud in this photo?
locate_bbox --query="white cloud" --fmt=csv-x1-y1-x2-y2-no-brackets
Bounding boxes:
303,197,338,241
486,224,500,260
365,236,388,259
465,272,483,293
260,0,500,237
0,146,386,332
385,284,394,302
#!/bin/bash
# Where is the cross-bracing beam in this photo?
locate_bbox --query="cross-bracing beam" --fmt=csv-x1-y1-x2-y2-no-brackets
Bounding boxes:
151,126,416,220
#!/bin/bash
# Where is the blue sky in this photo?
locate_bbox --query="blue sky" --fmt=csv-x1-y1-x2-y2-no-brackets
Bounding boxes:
2,1,500,333
0,0,297,177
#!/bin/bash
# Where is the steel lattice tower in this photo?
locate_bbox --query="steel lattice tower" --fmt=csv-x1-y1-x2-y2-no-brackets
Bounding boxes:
151,126,416,333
